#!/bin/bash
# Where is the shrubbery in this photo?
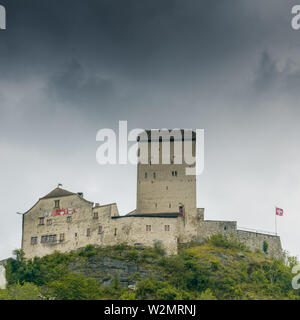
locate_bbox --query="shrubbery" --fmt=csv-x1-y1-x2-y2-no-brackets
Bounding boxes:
1,236,299,300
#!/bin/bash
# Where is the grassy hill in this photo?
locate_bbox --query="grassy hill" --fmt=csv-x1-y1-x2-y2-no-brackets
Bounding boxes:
1,235,299,300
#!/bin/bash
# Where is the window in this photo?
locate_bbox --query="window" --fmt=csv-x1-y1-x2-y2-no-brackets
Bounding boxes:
67,216,72,223
41,235,48,243
145,172,147,179
98,225,103,234
153,172,156,179
93,212,99,219
155,203,157,208
224,226,227,230
165,225,170,231
59,233,65,242
114,228,117,236
169,203,171,208
41,235,57,243
75,233,78,238
31,237,37,245
172,171,178,177
39,217,45,225
46,219,52,226
49,234,57,242
166,186,168,190
179,206,184,217
87,228,91,237
146,225,151,232
54,200,60,208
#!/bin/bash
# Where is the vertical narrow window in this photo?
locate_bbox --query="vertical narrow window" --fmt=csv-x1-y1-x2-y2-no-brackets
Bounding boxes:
31,237,37,245
114,228,117,236
146,225,152,232
87,228,91,237
39,217,45,225
169,203,171,208
75,233,78,238
67,216,72,223
93,212,99,219
165,225,170,231
145,172,147,179
54,200,60,208
155,203,157,208
179,205,184,217
98,225,103,234
46,219,52,226
59,233,65,242
153,172,156,179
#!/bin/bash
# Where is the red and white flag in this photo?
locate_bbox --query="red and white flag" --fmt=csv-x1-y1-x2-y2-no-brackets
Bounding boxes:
276,207,284,216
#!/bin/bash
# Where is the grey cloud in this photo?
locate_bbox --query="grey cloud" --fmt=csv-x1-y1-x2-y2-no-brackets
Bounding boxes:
254,51,300,97
254,52,280,92
0,0,300,260
45,59,114,109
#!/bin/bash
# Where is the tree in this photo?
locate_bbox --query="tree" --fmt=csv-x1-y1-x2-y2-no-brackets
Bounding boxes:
46,273,102,300
0,283,43,300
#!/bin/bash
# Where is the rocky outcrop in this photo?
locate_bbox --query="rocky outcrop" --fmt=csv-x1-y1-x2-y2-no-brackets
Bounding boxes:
68,255,155,287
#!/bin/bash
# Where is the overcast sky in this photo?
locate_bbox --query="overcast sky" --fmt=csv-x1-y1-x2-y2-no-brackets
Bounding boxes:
0,0,300,260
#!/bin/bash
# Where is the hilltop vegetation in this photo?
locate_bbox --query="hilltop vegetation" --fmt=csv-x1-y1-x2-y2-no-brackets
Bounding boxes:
0,235,299,300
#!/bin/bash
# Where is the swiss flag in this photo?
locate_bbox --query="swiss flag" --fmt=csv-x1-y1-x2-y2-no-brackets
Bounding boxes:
276,207,284,216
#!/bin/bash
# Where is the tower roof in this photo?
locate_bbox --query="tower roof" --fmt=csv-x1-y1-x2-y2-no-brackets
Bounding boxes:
40,187,75,200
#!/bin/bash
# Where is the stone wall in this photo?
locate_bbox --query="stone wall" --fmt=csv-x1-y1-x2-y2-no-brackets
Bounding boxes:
236,230,282,259
137,136,196,219
22,189,283,260
189,219,282,259
22,193,179,259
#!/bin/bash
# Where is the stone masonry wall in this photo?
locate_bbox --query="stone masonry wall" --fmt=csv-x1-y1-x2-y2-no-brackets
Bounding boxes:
189,219,282,259
22,194,179,259
236,230,282,259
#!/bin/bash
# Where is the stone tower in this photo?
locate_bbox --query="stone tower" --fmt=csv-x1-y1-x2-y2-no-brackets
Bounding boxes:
136,129,197,225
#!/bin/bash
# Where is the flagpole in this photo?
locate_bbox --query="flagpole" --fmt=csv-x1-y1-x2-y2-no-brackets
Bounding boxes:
275,209,277,236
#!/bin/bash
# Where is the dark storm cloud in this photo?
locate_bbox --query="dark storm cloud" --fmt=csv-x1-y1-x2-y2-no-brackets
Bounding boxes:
0,0,285,78
254,52,279,92
254,51,300,97
0,0,300,260
46,59,114,107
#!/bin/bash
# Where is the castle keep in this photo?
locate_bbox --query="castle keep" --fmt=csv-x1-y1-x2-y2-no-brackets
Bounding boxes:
21,130,282,259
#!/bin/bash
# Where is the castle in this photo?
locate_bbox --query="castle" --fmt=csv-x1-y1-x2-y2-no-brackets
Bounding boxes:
21,129,282,259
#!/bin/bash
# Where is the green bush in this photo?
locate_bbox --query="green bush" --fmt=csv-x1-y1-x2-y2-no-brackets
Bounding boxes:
208,234,248,251
3,243,299,300
45,273,102,300
263,241,269,254
0,283,44,300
